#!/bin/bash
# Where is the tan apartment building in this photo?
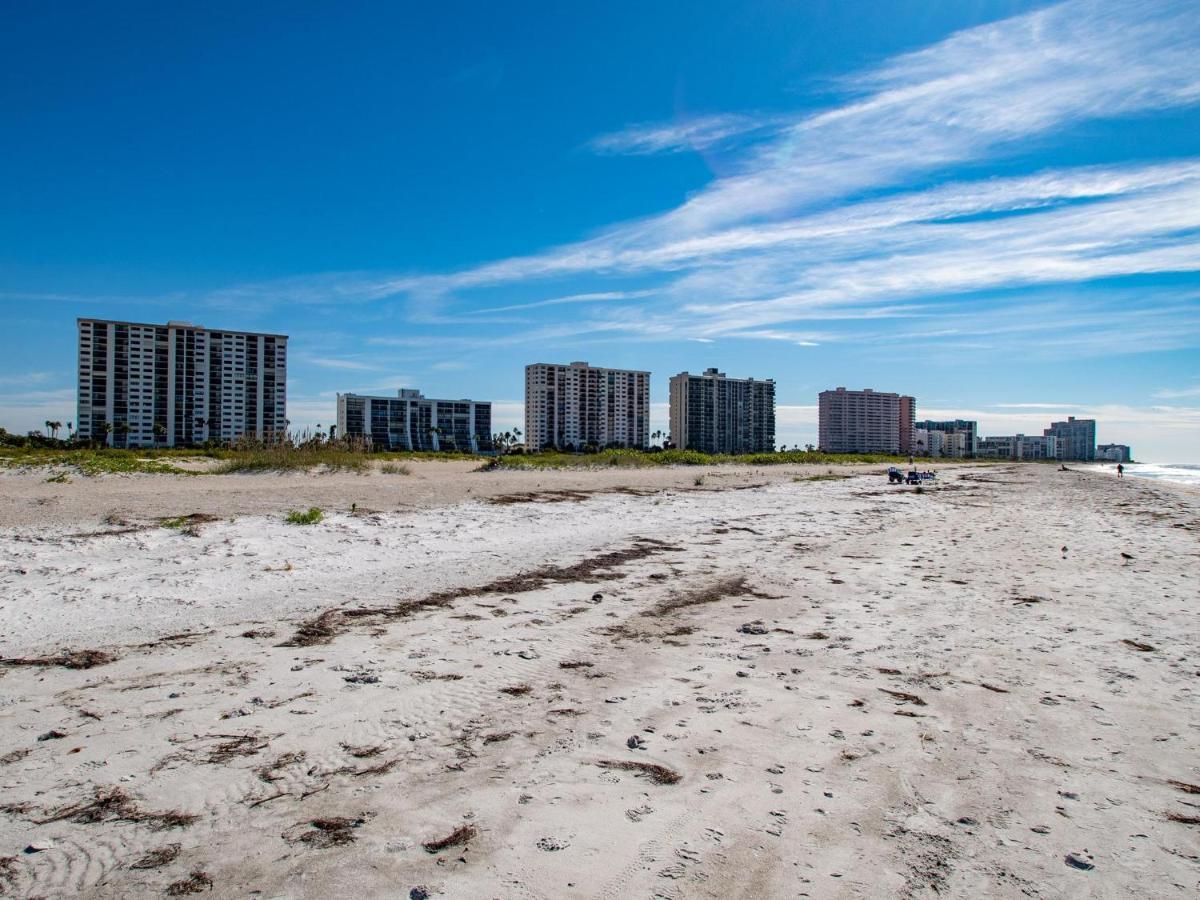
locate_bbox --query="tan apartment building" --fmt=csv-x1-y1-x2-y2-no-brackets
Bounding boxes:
818,387,915,454
524,361,649,450
669,368,775,453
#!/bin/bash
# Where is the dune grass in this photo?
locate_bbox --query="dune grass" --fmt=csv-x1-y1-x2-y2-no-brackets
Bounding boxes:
285,507,324,525
0,447,194,476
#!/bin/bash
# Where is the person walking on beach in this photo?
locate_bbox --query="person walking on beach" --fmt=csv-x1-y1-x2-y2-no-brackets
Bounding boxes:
1116,463,1124,478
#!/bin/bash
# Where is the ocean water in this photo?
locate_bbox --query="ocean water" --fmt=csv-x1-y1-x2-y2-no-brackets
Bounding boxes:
1090,462,1200,487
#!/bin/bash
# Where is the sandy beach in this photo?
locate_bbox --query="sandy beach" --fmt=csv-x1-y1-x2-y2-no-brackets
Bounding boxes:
1,461,1197,898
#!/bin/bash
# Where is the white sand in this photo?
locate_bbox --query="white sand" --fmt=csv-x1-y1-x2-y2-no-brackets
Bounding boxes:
0,463,1197,897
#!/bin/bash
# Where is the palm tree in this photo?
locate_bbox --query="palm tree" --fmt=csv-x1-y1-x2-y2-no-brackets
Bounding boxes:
66,421,73,440
101,422,113,448
153,423,167,445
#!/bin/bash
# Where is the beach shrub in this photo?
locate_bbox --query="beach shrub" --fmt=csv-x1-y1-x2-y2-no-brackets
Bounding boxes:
379,462,411,475
285,507,324,525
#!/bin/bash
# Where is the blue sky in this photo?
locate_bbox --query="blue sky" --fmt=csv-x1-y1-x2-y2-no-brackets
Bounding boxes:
2,0,1199,460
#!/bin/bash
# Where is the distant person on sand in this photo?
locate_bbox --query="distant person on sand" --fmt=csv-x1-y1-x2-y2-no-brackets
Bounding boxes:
1117,463,1124,478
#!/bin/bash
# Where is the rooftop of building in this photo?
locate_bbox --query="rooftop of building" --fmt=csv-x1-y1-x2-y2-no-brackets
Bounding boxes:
672,368,774,383
338,389,490,404
526,361,651,374
76,317,289,340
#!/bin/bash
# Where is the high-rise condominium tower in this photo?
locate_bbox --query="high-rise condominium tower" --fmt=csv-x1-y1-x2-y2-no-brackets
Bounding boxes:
1043,416,1096,461
524,361,649,451
668,368,775,453
76,318,287,447
818,387,916,454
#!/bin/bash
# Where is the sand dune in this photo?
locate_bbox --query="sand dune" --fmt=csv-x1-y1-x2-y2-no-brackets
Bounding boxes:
0,463,1197,897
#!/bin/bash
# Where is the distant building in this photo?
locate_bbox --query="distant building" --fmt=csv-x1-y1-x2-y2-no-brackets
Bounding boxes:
337,389,491,452
668,368,775,454
1044,416,1096,461
912,427,945,457
525,361,649,451
977,434,1061,460
76,318,287,448
913,419,978,457
818,387,916,454
942,431,973,459
1097,443,1132,462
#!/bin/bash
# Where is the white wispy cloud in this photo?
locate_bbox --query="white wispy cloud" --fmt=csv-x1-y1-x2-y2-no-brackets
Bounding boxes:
299,356,382,371
588,113,784,156
175,0,1200,364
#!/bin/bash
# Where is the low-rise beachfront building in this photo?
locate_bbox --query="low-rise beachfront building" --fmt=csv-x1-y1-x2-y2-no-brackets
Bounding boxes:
977,434,1061,460
668,368,775,453
336,389,492,452
1098,443,1132,462
818,387,915,454
1044,416,1096,461
525,361,650,451
912,427,945,457
76,317,287,447
942,431,973,458
913,418,977,457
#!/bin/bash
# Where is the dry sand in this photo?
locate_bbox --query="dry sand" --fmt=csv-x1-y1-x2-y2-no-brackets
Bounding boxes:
0,462,1197,898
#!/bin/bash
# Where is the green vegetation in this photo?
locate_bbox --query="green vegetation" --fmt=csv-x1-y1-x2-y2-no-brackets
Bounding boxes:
285,507,324,525
496,448,912,469
1,447,193,476
379,462,411,475
211,446,369,474
45,471,72,483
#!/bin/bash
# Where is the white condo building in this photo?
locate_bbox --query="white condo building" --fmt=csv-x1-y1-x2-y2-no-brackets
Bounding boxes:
77,318,287,447
336,389,492,452
525,361,650,451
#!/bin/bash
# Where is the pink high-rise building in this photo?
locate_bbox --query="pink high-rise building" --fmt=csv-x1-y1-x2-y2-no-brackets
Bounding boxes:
818,387,916,455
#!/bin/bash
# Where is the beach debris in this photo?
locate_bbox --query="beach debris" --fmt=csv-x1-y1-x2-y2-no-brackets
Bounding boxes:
482,732,514,744
130,843,182,869
499,684,532,696
410,889,430,900
0,648,115,670
1167,779,1200,794
165,870,213,895
651,576,771,616
0,748,31,765
1165,811,1200,825
738,621,769,635
1120,552,1135,561
1121,639,1155,652
35,787,197,830
340,742,386,758
23,842,53,853
285,816,366,848
878,688,927,706
36,730,66,742
422,824,477,854
257,751,306,783
536,836,570,851
559,660,594,669
626,735,646,750
595,759,682,785
1064,852,1094,871
240,628,276,639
